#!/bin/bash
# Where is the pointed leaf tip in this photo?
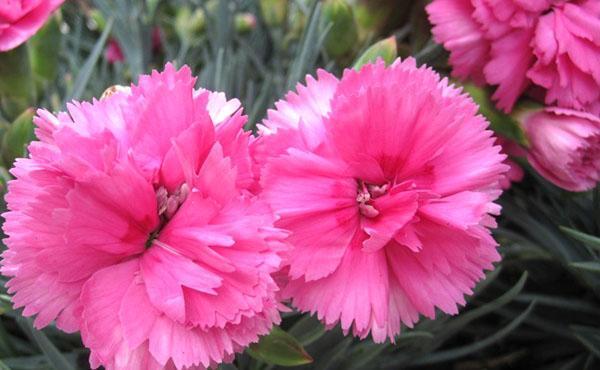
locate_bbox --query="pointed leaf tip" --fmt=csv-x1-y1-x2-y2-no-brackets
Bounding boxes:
247,326,313,367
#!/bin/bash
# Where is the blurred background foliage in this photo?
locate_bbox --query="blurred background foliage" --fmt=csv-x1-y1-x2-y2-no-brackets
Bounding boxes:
0,0,598,369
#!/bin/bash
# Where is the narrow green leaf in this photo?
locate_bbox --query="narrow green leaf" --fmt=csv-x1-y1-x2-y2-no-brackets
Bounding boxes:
247,327,313,367
0,359,9,370
344,342,389,370
440,272,528,336
314,336,353,370
561,227,600,252
353,36,397,70
288,315,326,346
1,108,35,167
570,262,600,274
68,18,114,101
286,2,325,90
16,318,75,370
572,325,600,359
412,301,536,365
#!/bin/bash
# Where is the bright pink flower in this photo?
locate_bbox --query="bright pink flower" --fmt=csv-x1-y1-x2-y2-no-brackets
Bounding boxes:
0,0,64,52
427,0,600,114
1,64,286,370
255,59,507,343
519,106,600,191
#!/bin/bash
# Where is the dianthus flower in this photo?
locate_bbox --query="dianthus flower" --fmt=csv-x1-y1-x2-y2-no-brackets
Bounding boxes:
2,64,285,370
254,59,507,342
427,0,600,114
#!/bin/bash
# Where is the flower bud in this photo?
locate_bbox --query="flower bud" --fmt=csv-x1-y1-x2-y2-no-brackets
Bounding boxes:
235,13,257,34
516,107,600,192
322,0,358,58
353,36,396,70
259,0,288,27
175,7,206,43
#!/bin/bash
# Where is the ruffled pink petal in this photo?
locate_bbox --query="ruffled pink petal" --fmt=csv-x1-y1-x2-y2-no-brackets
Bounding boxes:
261,149,358,280
528,2,600,113
0,0,64,51
361,191,419,252
284,240,391,342
485,27,535,112
252,70,339,166
426,0,489,84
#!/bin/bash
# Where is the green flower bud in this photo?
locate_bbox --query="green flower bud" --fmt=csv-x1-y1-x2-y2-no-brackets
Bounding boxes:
260,0,288,27
175,7,206,43
322,0,358,58
235,13,257,34
353,36,397,70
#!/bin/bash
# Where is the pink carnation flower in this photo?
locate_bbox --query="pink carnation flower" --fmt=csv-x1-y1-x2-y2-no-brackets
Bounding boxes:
427,0,600,115
2,64,286,370
255,59,507,343
519,106,600,191
0,0,64,52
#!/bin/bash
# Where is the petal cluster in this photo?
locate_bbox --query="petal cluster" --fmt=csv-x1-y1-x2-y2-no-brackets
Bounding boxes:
427,0,600,114
1,64,285,369
0,0,64,52
519,107,600,191
254,59,507,342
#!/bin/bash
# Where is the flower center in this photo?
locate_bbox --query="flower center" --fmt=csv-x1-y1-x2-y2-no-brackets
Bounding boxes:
356,180,389,218
145,183,190,248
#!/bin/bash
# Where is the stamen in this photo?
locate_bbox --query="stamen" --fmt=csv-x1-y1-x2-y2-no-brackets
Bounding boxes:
356,180,390,218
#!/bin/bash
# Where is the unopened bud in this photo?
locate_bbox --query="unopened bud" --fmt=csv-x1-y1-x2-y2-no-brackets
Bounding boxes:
260,0,288,27
235,13,257,34
353,36,397,70
322,0,358,58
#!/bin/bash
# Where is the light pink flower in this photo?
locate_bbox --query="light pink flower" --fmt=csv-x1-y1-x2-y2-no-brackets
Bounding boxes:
427,0,600,114
519,106,600,191
0,0,64,52
1,64,286,370
255,59,507,343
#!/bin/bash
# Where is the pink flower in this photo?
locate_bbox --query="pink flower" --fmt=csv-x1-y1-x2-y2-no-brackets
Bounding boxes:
105,39,124,63
527,1,600,116
106,27,163,64
519,106,600,191
255,59,507,343
1,64,286,370
0,0,64,52
427,0,600,114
